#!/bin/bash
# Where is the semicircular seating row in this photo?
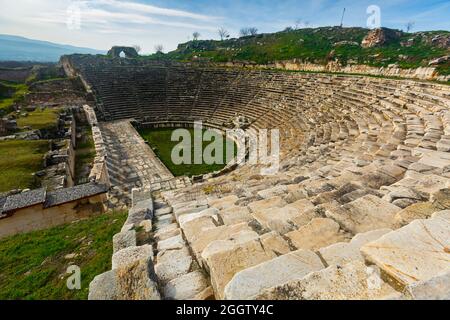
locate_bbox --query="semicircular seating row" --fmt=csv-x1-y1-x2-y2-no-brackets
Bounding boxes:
71,56,450,300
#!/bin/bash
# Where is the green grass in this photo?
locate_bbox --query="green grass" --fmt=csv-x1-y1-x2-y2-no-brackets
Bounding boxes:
146,27,450,76
0,211,127,300
16,108,60,131
0,140,49,192
0,81,29,115
139,127,237,177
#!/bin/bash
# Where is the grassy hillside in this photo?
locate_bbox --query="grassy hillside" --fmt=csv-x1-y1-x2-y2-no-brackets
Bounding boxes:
148,27,450,75
0,211,127,300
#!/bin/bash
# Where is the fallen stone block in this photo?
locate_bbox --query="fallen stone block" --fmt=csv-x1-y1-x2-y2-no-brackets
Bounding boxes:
224,250,324,300
208,195,239,210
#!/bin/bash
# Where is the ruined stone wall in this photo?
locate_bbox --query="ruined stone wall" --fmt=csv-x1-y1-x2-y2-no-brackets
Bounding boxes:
0,193,107,239
222,60,449,82
83,105,110,187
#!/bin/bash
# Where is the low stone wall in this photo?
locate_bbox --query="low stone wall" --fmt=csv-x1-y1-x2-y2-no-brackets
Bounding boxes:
221,60,450,82
0,183,108,239
83,105,110,187
88,188,161,300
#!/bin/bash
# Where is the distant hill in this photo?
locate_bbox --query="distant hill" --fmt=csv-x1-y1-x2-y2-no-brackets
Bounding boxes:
153,27,450,76
0,34,105,62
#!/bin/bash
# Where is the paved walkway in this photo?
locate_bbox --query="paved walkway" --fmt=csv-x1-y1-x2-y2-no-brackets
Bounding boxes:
99,120,179,207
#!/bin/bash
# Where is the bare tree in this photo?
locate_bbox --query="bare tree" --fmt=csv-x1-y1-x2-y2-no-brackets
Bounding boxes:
154,44,164,54
294,19,302,30
304,21,310,28
192,32,201,41
248,27,258,36
132,45,142,53
240,27,258,37
218,27,230,41
405,21,415,33
240,28,250,37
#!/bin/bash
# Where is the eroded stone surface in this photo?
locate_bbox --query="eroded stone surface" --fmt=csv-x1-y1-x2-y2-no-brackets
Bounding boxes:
285,218,347,251
224,250,324,300
361,216,450,287
256,261,398,300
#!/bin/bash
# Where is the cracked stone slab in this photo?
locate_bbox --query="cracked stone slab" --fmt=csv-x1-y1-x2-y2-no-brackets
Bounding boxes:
361,216,450,287
224,250,324,300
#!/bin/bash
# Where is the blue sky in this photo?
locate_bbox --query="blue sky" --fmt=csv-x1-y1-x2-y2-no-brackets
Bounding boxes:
0,0,449,53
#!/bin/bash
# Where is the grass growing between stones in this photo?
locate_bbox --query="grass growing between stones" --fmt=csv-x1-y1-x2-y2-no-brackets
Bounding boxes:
139,127,237,177
0,211,127,300
16,108,60,131
0,140,49,192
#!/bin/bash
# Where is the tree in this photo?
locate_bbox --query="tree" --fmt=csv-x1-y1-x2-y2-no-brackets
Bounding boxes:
218,27,230,41
294,19,302,30
248,27,258,36
240,27,258,37
132,45,141,53
154,44,164,53
192,32,201,41
240,28,250,37
405,21,415,33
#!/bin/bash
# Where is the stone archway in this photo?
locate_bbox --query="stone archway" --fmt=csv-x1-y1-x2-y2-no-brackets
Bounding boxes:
107,46,139,59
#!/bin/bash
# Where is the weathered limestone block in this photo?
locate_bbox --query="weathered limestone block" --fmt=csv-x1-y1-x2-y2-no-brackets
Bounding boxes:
247,196,287,213
394,202,438,227
285,199,315,213
208,195,239,210
431,188,450,210
113,230,136,253
251,206,299,234
89,259,160,300
432,210,450,221
285,218,347,250
125,199,153,227
202,236,277,299
112,245,153,270
178,208,219,228
256,261,398,300
224,250,324,300
326,195,401,234
387,172,450,198
182,216,217,244
157,234,185,251
191,223,254,261
173,205,209,220
155,247,193,284
218,206,252,225
361,216,450,287
404,271,450,300
154,224,181,241
415,148,450,169
257,185,288,199
319,229,392,266
259,231,291,255
164,270,211,300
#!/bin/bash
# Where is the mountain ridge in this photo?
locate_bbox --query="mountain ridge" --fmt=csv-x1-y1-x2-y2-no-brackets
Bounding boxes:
0,34,105,62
